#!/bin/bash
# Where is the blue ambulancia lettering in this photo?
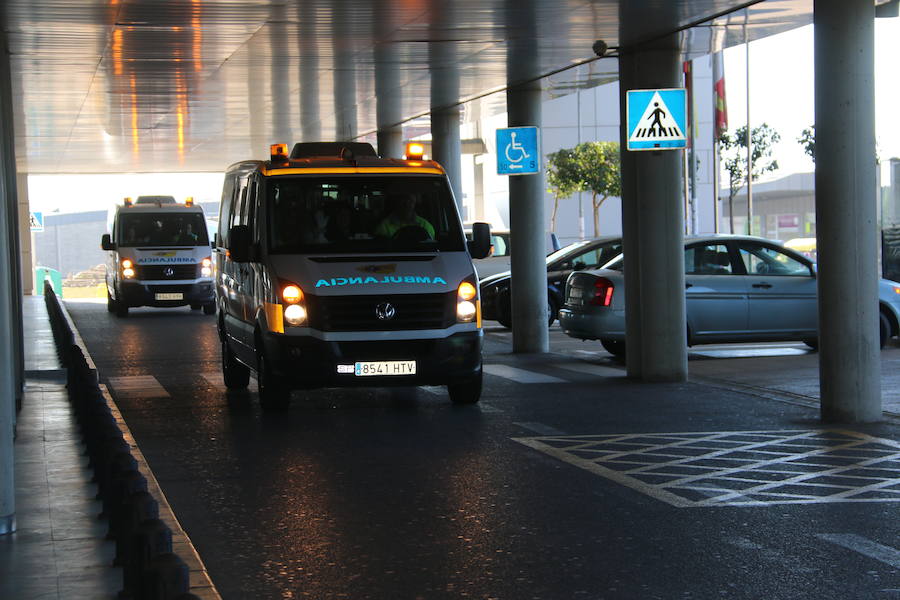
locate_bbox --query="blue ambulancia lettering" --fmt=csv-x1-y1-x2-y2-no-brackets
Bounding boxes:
315,276,448,288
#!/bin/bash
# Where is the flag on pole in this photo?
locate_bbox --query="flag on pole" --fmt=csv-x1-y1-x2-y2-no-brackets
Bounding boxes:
712,51,728,138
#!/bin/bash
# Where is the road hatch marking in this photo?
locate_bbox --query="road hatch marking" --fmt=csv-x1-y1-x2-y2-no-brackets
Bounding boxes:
514,429,900,507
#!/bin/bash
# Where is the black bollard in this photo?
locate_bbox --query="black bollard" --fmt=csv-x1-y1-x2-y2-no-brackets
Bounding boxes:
105,467,147,534
121,518,172,599
115,490,159,567
144,553,190,600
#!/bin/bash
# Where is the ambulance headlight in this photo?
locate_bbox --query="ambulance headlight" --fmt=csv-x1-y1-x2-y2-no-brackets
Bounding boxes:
456,280,479,323
121,258,135,279
201,257,212,277
456,300,476,322
284,303,307,326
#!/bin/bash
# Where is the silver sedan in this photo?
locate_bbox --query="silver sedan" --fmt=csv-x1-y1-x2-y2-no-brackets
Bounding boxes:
558,235,900,356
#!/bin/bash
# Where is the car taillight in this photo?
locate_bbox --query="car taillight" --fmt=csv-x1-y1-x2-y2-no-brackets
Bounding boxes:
590,278,614,306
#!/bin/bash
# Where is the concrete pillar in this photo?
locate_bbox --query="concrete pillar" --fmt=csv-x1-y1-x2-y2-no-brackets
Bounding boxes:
18,175,33,296
618,34,687,382
373,7,404,160
505,0,548,354
814,0,880,422
332,2,357,141
270,6,292,142
431,107,463,212
0,31,17,535
429,5,463,213
298,4,321,142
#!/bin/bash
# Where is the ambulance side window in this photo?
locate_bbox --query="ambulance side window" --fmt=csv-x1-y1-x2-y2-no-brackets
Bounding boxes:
218,175,236,248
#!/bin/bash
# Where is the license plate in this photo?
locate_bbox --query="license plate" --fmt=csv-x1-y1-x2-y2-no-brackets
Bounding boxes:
155,292,184,301
354,361,416,376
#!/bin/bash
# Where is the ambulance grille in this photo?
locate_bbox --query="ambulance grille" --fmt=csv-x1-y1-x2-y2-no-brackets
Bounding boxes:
137,264,198,280
309,292,455,331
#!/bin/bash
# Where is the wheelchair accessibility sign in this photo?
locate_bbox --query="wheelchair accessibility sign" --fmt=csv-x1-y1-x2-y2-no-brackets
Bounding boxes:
496,127,540,175
626,88,687,151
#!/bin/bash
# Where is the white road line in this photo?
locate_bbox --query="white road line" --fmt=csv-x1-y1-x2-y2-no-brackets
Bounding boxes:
816,534,900,568
553,362,625,377
514,422,567,436
483,364,566,384
107,375,170,399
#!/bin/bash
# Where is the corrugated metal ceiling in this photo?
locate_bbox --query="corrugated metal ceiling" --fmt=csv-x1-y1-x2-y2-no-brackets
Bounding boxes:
2,0,812,174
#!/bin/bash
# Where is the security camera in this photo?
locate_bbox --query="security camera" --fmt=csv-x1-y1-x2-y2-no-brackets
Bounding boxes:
592,40,608,57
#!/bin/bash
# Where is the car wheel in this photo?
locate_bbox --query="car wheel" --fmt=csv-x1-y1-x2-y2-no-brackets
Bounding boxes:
107,290,116,313
448,367,482,405
880,311,891,349
190,303,201,310
257,350,290,410
114,301,129,318
221,337,250,389
203,303,216,316
601,338,625,357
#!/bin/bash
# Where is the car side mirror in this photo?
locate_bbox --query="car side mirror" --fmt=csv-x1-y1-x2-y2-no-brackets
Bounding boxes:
573,261,586,271
468,222,491,260
101,233,116,251
228,225,251,263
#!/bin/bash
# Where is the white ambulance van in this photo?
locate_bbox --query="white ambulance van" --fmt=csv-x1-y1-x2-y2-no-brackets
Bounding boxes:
102,196,216,317
215,141,491,409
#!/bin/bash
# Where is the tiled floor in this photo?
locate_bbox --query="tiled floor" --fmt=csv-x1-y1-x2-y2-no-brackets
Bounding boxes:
0,296,121,600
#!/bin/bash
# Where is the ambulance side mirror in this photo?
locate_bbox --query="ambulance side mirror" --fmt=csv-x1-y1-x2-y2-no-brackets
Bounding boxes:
468,222,491,260
101,234,116,251
228,225,251,263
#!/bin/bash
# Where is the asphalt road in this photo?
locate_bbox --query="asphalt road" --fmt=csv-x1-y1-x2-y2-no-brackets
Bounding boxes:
66,300,900,600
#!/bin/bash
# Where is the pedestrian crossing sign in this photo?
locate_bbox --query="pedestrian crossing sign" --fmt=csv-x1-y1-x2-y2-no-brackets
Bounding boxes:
29,211,44,232
626,88,687,151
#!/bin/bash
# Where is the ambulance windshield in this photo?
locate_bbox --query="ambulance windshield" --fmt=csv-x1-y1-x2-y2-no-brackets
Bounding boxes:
267,176,465,254
118,213,210,247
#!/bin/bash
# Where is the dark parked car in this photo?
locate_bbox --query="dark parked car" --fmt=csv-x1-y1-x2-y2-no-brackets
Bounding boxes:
480,236,623,327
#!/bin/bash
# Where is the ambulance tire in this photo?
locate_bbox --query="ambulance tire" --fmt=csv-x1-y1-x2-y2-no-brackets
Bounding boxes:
107,291,116,313
203,303,216,316
221,337,249,390
448,367,482,405
257,349,290,410
114,301,129,318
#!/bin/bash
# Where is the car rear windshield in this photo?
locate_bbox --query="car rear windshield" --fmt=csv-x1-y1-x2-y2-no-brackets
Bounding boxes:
117,213,209,247
265,175,465,254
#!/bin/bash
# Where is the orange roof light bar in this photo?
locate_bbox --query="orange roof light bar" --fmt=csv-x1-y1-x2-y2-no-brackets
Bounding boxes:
405,142,425,160
270,143,289,163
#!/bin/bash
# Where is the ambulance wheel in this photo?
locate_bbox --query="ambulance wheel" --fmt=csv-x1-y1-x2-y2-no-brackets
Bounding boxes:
203,303,216,316
448,367,482,405
221,337,249,389
114,302,129,318
190,303,201,310
106,291,116,313
257,350,290,410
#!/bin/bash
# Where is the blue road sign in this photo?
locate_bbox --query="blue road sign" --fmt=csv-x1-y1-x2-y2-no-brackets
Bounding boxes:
29,211,44,232
626,89,687,151
496,127,540,175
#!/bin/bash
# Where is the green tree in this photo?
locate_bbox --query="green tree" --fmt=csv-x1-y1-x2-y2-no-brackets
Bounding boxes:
574,141,621,237
798,125,815,162
545,147,581,233
718,123,780,234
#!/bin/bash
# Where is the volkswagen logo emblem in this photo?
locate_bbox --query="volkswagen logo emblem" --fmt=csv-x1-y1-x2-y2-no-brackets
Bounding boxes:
375,302,396,321
164,267,175,278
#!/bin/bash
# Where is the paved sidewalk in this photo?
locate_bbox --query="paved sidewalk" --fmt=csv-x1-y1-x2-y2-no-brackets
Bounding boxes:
0,295,120,599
